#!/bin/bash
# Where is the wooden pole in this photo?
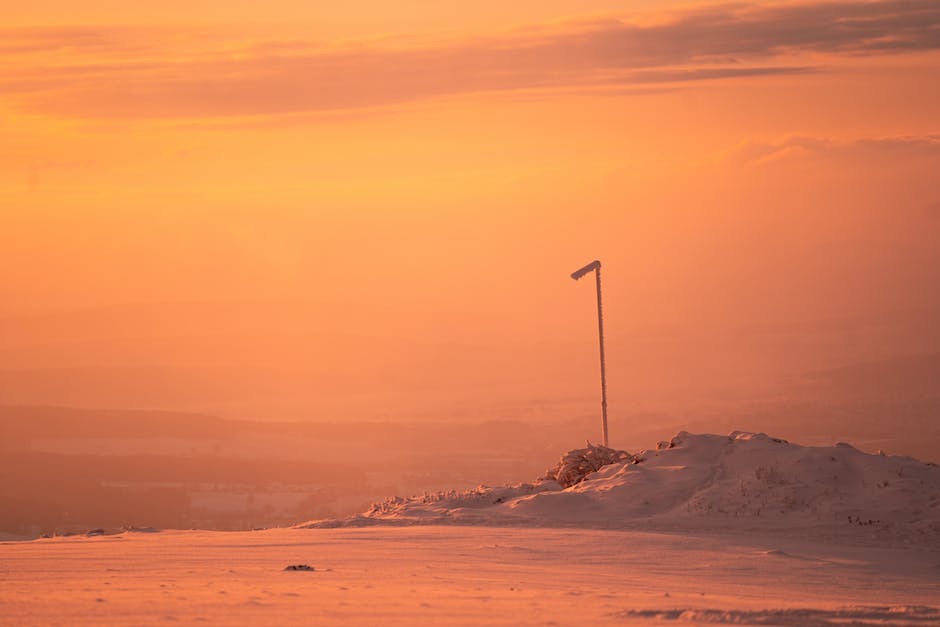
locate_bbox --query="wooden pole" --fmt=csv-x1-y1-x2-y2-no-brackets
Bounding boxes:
594,265,608,447
570,259,609,447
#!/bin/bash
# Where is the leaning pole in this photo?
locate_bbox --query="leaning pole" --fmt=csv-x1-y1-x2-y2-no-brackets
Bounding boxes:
570,260,608,447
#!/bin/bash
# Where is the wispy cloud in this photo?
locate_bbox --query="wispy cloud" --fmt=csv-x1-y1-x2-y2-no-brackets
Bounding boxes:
731,134,940,164
2,0,939,119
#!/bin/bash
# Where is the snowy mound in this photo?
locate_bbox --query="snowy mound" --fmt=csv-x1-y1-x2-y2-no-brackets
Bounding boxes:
300,431,940,546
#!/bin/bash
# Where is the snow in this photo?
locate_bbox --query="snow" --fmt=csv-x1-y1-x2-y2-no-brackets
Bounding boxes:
1,526,937,625
2,431,939,624
304,431,940,547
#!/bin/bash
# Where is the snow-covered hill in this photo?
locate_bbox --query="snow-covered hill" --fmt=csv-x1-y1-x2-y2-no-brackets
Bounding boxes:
302,431,940,546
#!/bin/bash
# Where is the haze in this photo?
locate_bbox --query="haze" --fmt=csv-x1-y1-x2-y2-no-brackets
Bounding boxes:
2,0,939,535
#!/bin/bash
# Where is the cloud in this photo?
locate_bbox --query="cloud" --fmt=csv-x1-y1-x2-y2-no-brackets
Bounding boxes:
0,26,161,56
2,0,939,118
731,134,940,164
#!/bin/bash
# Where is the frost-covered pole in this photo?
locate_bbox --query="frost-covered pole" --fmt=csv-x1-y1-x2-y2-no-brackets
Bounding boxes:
570,259,608,447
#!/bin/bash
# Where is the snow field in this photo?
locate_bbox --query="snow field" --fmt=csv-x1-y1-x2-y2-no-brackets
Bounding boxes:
1,526,938,625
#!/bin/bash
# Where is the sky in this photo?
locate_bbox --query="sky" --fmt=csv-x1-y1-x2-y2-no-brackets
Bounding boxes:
1,0,939,428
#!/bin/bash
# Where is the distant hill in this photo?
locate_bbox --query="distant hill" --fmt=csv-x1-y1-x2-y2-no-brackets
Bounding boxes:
789,352,940,401
0,405,236,445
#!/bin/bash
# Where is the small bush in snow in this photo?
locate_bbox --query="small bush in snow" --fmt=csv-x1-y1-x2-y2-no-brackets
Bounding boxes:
542,443,633,487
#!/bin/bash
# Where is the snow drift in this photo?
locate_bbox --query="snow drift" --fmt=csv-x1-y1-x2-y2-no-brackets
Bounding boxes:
300,431,940,546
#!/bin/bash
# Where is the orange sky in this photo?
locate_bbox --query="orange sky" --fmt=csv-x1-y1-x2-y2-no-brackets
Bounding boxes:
1,0,939,426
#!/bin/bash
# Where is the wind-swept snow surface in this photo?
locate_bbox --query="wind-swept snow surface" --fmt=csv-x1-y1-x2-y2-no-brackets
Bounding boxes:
304,431,940,547
2,526,938,625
